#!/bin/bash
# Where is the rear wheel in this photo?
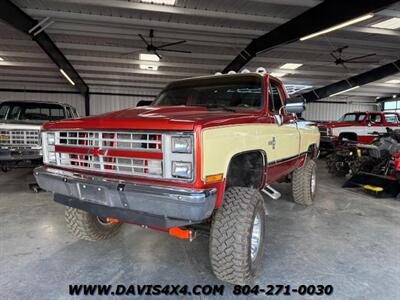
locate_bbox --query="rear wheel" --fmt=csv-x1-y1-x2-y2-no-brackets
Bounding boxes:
292,159,317,206
209,187,266,284
65,207,122,241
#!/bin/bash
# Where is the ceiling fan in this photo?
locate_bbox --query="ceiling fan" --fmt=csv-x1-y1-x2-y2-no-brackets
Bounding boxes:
124,29,191,59
330,45,378,70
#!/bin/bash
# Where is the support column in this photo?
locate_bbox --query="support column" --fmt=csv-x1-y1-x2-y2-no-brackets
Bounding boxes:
85,92,90,116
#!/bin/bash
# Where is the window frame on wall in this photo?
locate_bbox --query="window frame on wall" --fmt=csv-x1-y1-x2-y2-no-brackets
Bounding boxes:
383,100,400,113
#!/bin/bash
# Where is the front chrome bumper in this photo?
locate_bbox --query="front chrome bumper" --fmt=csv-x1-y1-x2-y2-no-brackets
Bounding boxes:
0,148,42,161
34,167,217,228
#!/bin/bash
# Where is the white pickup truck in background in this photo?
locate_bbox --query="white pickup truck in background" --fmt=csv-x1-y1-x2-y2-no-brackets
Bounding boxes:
0,100,79,172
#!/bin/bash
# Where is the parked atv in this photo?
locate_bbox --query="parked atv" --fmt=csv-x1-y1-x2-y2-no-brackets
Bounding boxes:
327,128,400,198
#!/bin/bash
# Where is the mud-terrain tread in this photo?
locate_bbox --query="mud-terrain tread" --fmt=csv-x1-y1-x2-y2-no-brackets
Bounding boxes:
65,207,122,241
209,187,265,285
292,159,316,206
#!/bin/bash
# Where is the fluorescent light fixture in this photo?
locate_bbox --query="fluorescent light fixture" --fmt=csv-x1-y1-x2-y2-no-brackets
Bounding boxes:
371,17,400,29
385,79,400,84
270,72,288,78
141,0,176,5
140,64,158,71
0,57,4,61
329,86,360,97
59,68,75,86
139,53,160,62
300,13,374,41
280,63,303,70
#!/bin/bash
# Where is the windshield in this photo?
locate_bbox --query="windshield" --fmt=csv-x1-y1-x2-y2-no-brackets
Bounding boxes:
0,103,66,121
339,113,367,122
153,76,263,110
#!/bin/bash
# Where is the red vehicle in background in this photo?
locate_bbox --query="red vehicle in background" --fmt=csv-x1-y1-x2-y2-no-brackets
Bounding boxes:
318,111,400,152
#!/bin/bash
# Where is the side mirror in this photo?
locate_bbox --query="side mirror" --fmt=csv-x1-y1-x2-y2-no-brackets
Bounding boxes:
285,99,306,114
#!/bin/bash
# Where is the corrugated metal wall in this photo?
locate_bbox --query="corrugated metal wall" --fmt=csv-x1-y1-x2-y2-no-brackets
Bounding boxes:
90,95,155,115
0,90,157,116
1,84,378,121
0,83,85,116
0,91,85,116
303,101,379,121
89,87,156,115
0,85,157,116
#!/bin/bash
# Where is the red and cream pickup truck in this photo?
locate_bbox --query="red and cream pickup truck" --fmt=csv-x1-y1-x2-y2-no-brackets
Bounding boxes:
318,111,400,151
34,72,320,284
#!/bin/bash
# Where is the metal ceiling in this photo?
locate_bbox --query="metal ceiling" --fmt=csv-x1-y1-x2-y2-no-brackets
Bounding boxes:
0,0,399,100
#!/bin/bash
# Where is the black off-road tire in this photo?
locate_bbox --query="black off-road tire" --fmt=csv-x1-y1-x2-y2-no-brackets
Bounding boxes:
292,159,317,206
209,187,266,285
65,207,122,241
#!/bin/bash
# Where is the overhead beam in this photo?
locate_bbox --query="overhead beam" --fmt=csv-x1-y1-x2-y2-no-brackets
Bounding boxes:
26,6,400,41
46,0,286,24
292,60,400,102
25,8,263,36
223,0,399,72
48,25,400,51
249,0,319,7
0,0,89,96
0,49,391,72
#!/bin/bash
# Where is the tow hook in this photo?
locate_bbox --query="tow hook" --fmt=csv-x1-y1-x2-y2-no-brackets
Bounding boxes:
104,217,196,241
169,227,196,241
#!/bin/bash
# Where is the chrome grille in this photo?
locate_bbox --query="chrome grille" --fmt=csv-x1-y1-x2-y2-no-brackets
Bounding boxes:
0,129,40,147
50,130,163,178
58,131,162,151
55,152,162,177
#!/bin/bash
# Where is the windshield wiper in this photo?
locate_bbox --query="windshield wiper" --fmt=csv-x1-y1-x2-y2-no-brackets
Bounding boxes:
200,104,237,112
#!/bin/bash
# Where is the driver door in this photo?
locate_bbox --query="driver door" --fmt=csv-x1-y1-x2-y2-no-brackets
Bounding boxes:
263,80,301,182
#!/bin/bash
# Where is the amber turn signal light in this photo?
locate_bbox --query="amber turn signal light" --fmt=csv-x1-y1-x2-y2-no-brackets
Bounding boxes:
205,173,224,183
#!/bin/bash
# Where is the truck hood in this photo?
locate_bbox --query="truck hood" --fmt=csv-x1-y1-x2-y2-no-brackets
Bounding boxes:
43,106,262,131
318,121,360,128
0,121,42,130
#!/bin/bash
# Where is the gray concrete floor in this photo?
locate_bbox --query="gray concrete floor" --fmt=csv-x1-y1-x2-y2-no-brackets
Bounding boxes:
0,161,399,300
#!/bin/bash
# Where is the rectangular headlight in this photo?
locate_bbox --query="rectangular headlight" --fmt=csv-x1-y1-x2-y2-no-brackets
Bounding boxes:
172,161,192,179
47,132,55,145
171,136,192,153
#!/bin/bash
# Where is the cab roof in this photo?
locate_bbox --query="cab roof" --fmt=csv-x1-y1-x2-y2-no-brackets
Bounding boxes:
0,100,72,107
164,72,269,91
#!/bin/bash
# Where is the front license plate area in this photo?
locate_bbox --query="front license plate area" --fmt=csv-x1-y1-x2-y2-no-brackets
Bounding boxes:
78,183,108,205
11,150,35,157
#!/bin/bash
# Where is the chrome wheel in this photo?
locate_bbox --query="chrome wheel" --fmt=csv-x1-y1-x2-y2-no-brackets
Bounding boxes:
250,213,262,261
311,167,316,195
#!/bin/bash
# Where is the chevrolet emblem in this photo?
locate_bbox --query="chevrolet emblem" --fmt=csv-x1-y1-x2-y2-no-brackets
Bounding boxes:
0,135,9,142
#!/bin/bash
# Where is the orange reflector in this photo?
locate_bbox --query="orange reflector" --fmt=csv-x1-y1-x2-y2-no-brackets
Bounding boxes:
168,227,192,240
205,173,224,183
106,218,120,223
